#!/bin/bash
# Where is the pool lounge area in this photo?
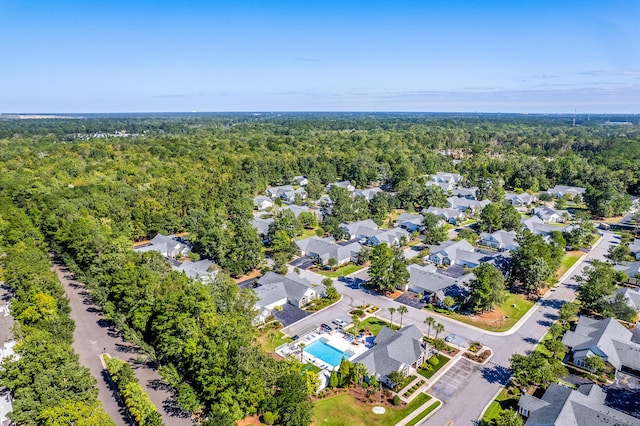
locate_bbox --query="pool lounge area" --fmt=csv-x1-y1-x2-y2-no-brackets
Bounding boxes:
278,329,369,371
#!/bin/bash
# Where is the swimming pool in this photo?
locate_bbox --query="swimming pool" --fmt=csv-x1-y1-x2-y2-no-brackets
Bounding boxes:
304,338,354,367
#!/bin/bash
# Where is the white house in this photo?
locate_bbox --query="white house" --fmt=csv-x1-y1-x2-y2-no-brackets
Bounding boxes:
504,192,537,206
395,213,424,232
353,187,383,201
254,196,274,211
532,206,568,223
295,236,362,266
135,234,191,259
292,175,308,186
424,206,466,224
546,185,586,199
479,230,519,251
326,181,355,192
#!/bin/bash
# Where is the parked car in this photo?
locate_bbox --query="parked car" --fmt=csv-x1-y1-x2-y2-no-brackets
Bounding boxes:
332,318,347,327
444,334,456,343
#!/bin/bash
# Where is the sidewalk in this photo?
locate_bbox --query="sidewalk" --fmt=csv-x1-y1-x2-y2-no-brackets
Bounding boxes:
394,396,442,426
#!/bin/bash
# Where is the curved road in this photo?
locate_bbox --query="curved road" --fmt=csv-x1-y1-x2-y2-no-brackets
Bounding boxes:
284,232,617,425
53,259,193,426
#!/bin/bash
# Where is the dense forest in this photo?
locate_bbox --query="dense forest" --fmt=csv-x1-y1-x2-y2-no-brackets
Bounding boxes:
0,113,638,424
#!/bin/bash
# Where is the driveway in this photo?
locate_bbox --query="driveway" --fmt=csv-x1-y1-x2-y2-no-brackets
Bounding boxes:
395,291,427,309
289,256,315,270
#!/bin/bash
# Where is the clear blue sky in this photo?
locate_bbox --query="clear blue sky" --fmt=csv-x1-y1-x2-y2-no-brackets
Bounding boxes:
2,0,639,113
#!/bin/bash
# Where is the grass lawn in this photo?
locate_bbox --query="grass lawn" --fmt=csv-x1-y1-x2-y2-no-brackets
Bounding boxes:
313,392,431,426
300,227,324,239
555,251,583,279
405,400,441,426
257,330,292,352
315,264,364,278
417,354,450,379
533,330,554,357
481,388,520,423
356,317,398,336
432,293,534,332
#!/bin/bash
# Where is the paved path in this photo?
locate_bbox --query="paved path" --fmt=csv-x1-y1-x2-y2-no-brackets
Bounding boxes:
53,259,193,426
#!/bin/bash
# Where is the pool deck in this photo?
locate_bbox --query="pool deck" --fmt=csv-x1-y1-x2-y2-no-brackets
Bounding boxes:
278,329,369,371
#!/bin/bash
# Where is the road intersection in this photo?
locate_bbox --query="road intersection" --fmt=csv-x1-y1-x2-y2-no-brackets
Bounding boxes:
283,231,617,425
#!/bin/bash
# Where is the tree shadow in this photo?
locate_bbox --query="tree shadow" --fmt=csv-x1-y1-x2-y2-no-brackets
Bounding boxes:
97,318,115,328
148,379,172,392
544,312,558,320
163,398,192,419
537,319,553,327
523,337,539,345
481,365,511,385
115,342,138,354
539,298,563,309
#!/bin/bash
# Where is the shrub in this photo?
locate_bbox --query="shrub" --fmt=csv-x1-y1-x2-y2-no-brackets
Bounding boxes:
428,356,440,366
392,395,401,406
263,411,278,425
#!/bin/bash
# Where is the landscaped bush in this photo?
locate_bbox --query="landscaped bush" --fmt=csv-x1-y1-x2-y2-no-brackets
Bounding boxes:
428,356,440,366
392,395,401,406
262,411,278,425
350,309,365,317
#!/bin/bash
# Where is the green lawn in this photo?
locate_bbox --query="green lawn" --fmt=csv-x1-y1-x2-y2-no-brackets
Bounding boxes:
300,227,324,239
481,388,520,423
417,354,450,379
405,400,441,426
313,392,431,426
555,251,583,279
258,330,292,352
356,318,398,336
315,264,364,278
431,293,534,332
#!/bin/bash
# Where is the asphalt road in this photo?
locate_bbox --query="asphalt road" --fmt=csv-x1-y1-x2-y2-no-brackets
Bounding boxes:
53,259,193,426
282,231,618,425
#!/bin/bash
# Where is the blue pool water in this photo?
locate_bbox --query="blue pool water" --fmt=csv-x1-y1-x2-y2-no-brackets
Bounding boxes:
304,338,352,367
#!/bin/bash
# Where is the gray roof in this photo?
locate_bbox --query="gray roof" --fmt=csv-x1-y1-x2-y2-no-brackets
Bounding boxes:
408,264,473,296
254,195,273,208
254,272,324,308
352,325,426,378
629,239,640,255
281,204,312,217
295,236,362,262
252,217,274,236
175,259,217,281
432,172,463,183
425,206,464,220
479,230,519,249
562,316,638,370
451,187,478,199
521,216,570,235
520,383,638,425
505,192,537,205
340,219,379,238
353,187,383,201
547,185,586,196
431,239,475,260
532,206,569,222
136,234,190,257
396,213,424,223
447,196,490,212
426,180,454,193
615,287,640,311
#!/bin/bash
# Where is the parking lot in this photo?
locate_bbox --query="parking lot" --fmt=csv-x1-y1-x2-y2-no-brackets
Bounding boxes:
430,358,475,401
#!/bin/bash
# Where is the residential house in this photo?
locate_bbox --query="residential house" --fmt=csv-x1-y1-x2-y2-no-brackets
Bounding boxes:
352,325,433,388
253,272,325,324
629,239,640,260
340,219,380,240
295,236,362,266
521,216,572,237
518,383,638,425
326,181,355,192
447,196,490,213
562,316,640,376
266,185,308,203
368,228,410,246
432,172,463,185
532,206,569,223
406,264,474,307
428,240,475,266
254,196,274,211
135,234,191,259
425,180,454,193
424,206,465,224
175,259,218,283
353,187,383,201
479,230,519,251
451,187,478,200
279,204,320,218
292,175,308,186
546,185,586,199
252,217,274,242
505,192,538,206
613,287,640,315
395,213,425,232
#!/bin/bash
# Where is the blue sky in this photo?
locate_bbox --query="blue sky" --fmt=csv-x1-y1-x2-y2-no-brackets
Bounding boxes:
1,0,639,113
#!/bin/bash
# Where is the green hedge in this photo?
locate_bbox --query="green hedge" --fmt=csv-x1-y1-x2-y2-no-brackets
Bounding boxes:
106,357,164,426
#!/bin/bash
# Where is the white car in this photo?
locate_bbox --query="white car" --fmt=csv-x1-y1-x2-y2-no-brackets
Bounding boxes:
332,318,347,327
444,334,456,343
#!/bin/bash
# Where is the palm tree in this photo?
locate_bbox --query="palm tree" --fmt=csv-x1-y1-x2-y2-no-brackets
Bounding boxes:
398,305,409,328
267,330,277,352
388,307,396,326
352,314,361,337
424,317,435,339
352,362,368,388
298,343,306,362
434,323,445,340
